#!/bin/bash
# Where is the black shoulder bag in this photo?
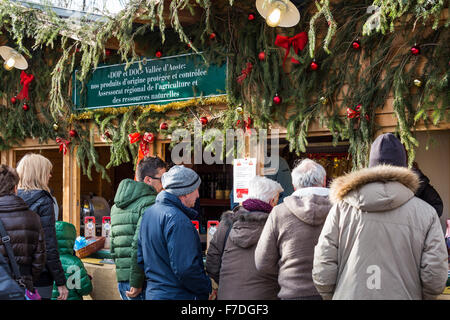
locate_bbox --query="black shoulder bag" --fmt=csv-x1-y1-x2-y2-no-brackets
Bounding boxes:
0,218,26,300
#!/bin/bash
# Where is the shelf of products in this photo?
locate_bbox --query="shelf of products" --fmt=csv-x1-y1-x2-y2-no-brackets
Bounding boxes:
199,198,230,207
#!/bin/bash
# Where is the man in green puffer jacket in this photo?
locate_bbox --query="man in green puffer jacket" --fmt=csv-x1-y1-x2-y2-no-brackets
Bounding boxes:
51,221,92,300
110,156,167,300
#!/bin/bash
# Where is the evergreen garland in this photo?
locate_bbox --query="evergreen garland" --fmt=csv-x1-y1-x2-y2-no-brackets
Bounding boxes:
0,0,447,179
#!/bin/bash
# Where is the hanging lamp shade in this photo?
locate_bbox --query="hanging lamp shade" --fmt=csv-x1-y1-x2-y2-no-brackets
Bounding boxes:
256,0,300,28
0,46,28,70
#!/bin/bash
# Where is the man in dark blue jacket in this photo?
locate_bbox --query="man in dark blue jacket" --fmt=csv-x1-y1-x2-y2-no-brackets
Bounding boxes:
137,165,211,300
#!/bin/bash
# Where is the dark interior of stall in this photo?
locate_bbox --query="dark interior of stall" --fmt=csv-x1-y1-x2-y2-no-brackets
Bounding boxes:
74,136,351,250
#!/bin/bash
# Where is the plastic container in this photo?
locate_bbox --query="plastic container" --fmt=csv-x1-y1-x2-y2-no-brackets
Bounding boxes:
84,217,96,238
101,216,111,249
206,220,219,252
192,220,199,233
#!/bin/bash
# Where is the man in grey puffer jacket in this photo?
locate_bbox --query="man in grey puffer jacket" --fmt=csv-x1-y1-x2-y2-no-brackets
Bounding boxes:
312,133,448,300
255,159,331,300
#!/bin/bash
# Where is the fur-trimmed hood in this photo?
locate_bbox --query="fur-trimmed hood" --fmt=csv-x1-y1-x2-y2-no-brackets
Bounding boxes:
220,207,269,248
329,165,420,212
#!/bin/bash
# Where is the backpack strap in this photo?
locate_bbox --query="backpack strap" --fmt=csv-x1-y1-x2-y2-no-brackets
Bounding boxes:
0,218,25,288
219,205,241,260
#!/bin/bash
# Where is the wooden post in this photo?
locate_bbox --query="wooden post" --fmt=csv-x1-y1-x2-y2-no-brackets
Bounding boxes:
62,146,81,235
0,150,15,167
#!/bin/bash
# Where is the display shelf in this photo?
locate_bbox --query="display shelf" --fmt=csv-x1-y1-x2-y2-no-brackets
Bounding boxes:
199,198,230,207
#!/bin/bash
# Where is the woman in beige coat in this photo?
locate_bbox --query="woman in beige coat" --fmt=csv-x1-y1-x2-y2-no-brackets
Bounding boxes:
312,133,448,300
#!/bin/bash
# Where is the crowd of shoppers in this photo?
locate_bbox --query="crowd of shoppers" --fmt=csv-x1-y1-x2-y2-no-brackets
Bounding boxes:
0,132,448,301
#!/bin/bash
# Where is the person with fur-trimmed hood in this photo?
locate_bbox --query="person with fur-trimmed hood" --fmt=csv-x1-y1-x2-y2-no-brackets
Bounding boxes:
312,133,448,300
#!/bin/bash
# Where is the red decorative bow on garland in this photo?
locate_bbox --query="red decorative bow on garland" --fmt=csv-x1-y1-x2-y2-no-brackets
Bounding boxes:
16,71,35,100
275,32,308,68
237,62,253,84
128,132,155,162
347,104,369,120
56,137,70,155
236,117,253,134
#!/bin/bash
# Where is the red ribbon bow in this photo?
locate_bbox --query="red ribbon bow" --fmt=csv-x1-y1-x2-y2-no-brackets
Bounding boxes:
237,62,253,84
16,71,35,100
129,132,154,160
56,137,70,155
129,132,155,180
236,117,253,134
347,104,369,120
275,32,308,68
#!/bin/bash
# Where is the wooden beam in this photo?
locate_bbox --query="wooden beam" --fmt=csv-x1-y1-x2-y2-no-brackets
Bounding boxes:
134,1,203,26
62,146,81,235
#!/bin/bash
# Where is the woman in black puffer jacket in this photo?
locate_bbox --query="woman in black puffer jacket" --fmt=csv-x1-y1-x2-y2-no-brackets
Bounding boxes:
0,165,46,293
16,154,68,300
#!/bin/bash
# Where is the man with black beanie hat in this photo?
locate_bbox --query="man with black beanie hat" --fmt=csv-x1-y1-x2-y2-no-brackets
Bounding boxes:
368,133,443,217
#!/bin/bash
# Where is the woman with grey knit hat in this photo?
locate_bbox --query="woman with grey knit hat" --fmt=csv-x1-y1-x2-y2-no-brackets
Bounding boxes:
137,165,211,300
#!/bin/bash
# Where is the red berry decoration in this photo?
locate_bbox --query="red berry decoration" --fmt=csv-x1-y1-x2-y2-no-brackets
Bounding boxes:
273,94,282,105
10,97,17,104
209,33,216,40
200,117,208,126
160,122,168,130
155,51,162,58
248,14,255,21
410,45,420,56
69,130,77,138
22,104,29,111
310,61,319,71
352,40,361,50
258,51,266,61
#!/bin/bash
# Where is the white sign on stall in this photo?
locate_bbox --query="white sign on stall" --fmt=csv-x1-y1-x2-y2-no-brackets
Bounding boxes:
233,158,257,203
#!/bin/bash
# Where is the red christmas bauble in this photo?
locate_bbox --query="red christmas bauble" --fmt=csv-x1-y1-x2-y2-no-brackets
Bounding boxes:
352,40,361,50
310,61,319,71
160,122,168,130
69,130,77,138
200,117,208,125
143,132,154,143
410,45,420,56
105,49,112,56
155,51,162,58
11,97,17,104
258,52,266,61
104,131,111,139
209,33,216,40
248,14,255,21
22,104,29,111
273,95,282,105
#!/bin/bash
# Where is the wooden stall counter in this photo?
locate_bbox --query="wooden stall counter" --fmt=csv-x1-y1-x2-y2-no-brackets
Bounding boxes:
82,258,121,300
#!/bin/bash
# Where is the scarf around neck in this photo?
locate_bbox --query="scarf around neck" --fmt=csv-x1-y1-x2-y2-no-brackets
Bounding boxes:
242,198,273,213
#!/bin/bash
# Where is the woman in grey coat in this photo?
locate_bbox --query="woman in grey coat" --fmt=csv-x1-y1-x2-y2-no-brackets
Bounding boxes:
206,176,283,300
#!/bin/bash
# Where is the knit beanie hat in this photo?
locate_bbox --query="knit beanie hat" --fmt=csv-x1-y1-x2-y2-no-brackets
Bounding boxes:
369,133,407,168
161,165,201,196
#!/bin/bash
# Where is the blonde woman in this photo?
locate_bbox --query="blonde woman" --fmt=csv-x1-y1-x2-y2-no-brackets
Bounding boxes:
16,153,68,300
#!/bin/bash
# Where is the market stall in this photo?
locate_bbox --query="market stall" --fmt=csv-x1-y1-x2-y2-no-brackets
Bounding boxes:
0,0,448,300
